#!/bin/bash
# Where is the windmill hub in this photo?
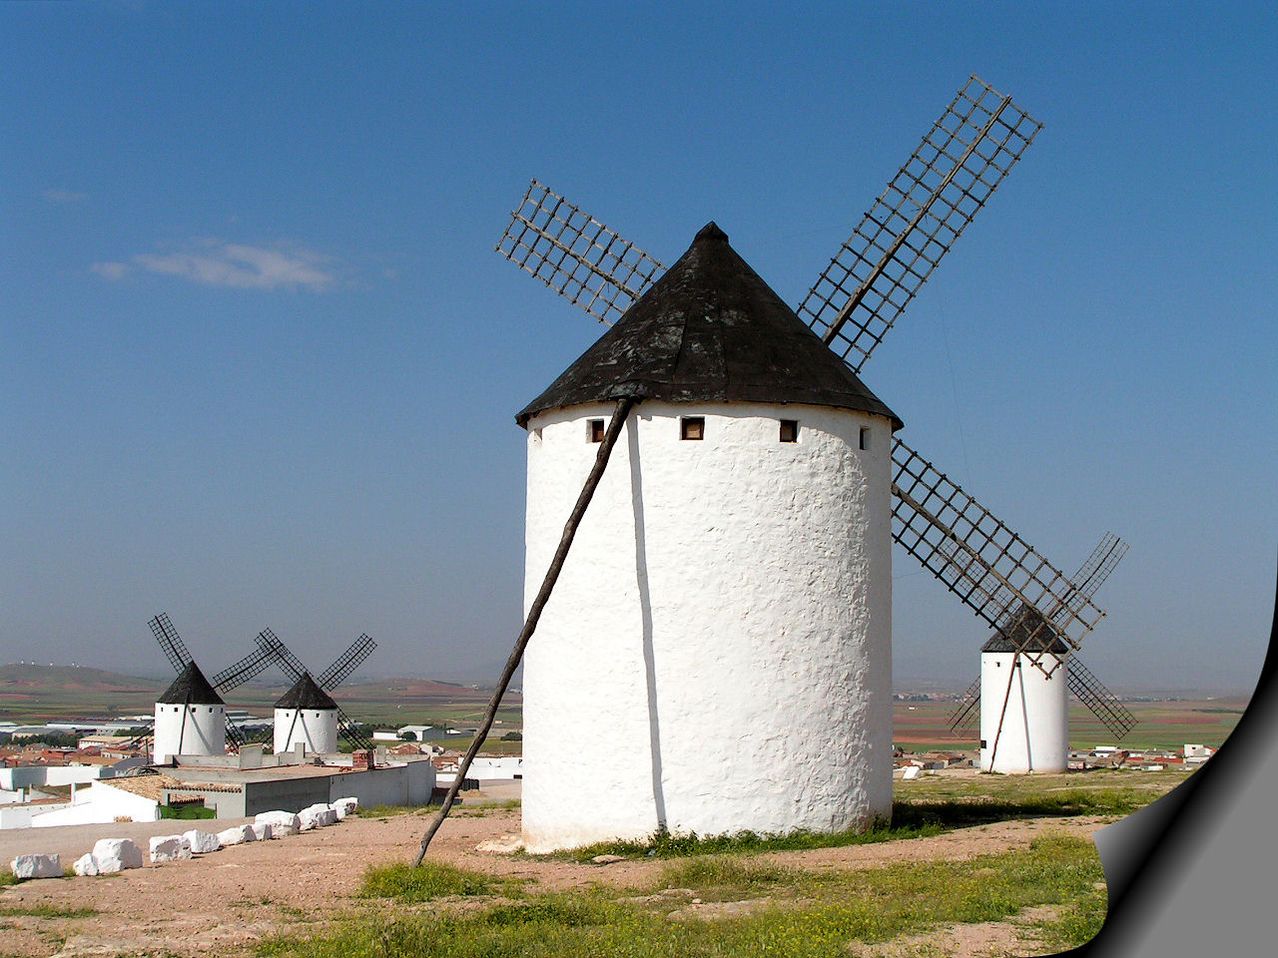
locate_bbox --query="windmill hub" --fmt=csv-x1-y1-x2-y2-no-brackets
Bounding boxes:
518,225,900,852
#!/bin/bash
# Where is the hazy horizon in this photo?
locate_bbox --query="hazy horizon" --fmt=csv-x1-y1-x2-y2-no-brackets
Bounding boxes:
3,4,1274,696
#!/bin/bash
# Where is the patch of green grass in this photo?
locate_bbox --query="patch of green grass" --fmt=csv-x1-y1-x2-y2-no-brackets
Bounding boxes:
260,834,1105,957
159,803,216,820
359,861,522,902
658,857,803,902
893,790,1146,829
453,798,522,818
357,804,431,819
556,819,945,862
0,870,16,888
0,903,98,919
550,787,1149,864
1028,879,1108,951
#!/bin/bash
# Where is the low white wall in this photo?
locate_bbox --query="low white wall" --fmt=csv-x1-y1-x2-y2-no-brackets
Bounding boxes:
0,765,112,790
470,757,524,780
0,803,73,829
30,782,159,828
325,761,436,808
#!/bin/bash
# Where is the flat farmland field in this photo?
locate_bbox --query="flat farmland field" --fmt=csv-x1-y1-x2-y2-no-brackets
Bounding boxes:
1,665,1247,756
893,697,1247,752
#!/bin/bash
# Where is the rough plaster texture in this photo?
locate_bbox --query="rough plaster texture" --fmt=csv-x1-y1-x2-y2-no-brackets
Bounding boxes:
521,401,894,852
979,652,1068,774
153,701,226,764
272,707,338,755
10,853,61,879
148,835,191,863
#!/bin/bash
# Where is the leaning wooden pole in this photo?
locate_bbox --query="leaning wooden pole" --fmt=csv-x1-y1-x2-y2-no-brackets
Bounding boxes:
412,394,638,866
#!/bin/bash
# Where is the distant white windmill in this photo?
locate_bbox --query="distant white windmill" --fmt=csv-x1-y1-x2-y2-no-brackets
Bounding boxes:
946,533,1136,773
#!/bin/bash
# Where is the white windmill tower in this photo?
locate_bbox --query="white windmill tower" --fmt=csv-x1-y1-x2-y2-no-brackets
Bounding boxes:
255,629,376,754
516,221,903,850
414,77,1121,862
947,533,1137,773
148,613,274,763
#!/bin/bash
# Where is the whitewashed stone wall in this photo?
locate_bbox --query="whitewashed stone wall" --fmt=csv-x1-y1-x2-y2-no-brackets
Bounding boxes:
521,401,894,852
273,708,338,754
979,651,1068,773
153,701,225,763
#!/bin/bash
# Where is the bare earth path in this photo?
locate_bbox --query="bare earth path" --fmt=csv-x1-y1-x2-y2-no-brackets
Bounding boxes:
0,805,1114,958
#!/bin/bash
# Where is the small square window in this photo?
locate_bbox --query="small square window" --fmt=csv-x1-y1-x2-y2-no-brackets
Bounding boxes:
859,427,871,451
779,420,798,443
587,419,605,443
681,417,705,441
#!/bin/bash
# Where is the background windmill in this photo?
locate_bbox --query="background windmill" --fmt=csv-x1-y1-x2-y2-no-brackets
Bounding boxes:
946,532,1136,770
415,74,1123,861
147,612,275,762
254,628,376,753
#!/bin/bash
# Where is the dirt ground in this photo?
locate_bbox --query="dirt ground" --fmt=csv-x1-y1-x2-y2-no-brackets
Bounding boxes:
0,795,1113,958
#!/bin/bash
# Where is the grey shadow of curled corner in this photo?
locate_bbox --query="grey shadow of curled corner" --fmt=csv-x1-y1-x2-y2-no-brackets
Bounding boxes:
1061,557,1277,956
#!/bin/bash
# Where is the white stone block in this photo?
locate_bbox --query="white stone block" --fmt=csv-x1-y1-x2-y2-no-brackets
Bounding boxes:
182,829,221,854
216,824,254,846
149,835,192,863
901,766,920,781
299,803,337,829
254,810,301,836
331,796,358,818
73,853,99,877
250,822,273,841
10,854,61,880
90,838,143,873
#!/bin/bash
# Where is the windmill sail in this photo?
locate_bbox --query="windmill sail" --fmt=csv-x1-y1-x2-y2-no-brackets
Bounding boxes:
149,613,192,673
494,84,1092,675
797,75,1042,372
210,645,274,693
317,634,377,690
891,438,1106,672
948,677,981,731
255,629,374,751
1068,655,1137,739
946,532,1133,735
496,180,665,326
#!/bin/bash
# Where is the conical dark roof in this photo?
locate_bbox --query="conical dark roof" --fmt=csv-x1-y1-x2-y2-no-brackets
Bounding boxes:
516,222,903,429
157,661,224,705
274,672,338,710
981,609,1070,655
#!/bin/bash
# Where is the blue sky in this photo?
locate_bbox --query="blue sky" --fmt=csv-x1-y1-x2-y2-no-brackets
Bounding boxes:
2,2,1274,692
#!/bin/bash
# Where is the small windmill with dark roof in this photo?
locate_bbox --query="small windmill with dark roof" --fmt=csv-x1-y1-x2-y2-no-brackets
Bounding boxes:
148,613,274,763
254,628,376,753
414,76,1129,862
946,532,1137,772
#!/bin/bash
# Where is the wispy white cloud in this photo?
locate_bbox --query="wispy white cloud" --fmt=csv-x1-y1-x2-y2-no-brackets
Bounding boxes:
91,261,129,281
43,188,87,204
92,240,338,291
